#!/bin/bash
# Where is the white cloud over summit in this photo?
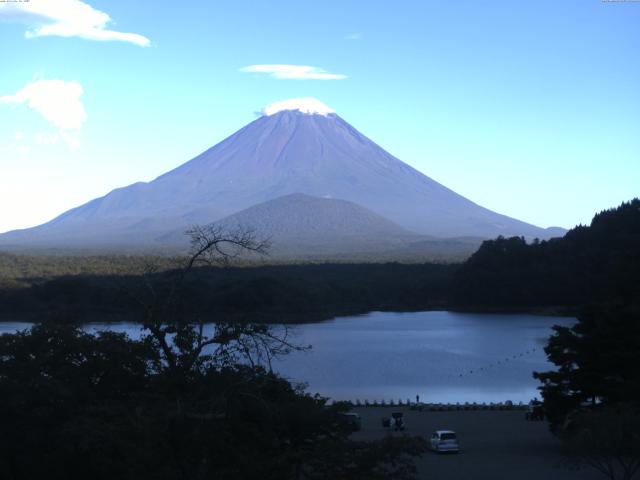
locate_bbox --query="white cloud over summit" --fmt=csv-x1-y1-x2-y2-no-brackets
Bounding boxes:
0,79,87,150
0,0,150,47
262,98,335,116
240,65,347,80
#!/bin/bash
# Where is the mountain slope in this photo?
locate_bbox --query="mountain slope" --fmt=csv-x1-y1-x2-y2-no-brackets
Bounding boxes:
215,193,412,241
0,101,564,250
160,193,422,254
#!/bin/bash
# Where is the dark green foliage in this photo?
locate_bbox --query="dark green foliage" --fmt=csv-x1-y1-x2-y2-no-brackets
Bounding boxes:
301,435,427,480
0,323,153,479
453,199,640,308
560,407,640,480
0,252,182,280
0,262,456,323
0,323,427,479
533,303,640,479
533,302,640,430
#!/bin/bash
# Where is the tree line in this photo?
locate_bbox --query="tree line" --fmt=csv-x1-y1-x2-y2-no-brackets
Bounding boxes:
452,199,640,309
0,261,456,323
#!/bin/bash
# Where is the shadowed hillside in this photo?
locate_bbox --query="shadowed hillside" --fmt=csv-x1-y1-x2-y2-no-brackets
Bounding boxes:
160,193,482,259
452,199,640,308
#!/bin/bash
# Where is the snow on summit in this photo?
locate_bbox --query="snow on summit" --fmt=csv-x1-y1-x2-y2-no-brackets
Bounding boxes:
262,98,335,116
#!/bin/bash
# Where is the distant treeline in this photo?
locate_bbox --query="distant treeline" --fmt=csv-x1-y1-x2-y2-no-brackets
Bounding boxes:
452,199,640,309
0,253,182,282
0,262,456,323
2,198,639,323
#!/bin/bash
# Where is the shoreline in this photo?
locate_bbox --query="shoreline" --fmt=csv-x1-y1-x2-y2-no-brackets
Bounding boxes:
0,305,578,325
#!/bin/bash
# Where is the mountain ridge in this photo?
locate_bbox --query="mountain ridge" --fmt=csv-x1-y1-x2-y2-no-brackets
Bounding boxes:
0,104,566,252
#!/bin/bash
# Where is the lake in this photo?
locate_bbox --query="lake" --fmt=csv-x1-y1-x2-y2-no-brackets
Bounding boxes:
0,311,572,404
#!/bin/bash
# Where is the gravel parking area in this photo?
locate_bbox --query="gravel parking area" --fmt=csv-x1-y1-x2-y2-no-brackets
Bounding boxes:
352,407,602,480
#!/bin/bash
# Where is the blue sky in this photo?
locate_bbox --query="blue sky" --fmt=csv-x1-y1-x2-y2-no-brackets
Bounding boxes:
0,0,638,233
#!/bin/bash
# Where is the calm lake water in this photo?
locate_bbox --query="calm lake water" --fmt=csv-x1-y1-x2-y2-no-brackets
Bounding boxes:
0,311,572,403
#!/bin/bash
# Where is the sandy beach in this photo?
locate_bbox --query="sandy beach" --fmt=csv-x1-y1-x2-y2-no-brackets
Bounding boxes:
352,407,602,480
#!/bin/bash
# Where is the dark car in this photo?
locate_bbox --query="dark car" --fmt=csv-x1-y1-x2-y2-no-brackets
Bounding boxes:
337,412,362,431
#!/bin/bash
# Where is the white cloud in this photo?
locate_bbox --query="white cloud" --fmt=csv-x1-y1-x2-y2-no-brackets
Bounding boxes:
1,80,86,130
0,0,150,47
60,130,81,151
240,64,347,80
262,98,335,116
345,33,362,41
35,132,60,146
1,79,87,150
0,131,31,155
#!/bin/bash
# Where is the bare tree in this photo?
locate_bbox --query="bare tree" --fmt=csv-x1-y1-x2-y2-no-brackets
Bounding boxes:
136,224,306,376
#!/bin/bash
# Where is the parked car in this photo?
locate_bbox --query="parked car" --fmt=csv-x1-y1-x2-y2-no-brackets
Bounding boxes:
382,412,405,431
337,412,362,431
525,402,544,421
430,430,460,453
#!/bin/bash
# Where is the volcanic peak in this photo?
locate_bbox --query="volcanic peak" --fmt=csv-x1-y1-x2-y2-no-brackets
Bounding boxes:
262,97,335,117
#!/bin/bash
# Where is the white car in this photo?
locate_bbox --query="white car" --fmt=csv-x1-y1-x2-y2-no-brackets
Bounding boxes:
430,430,460,453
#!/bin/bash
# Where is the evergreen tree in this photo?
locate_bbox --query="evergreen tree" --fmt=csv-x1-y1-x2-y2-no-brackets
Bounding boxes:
534,302,640,480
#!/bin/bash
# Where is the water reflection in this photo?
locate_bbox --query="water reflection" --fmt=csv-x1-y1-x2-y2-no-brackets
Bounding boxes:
0,311,572,403
272,311,572,403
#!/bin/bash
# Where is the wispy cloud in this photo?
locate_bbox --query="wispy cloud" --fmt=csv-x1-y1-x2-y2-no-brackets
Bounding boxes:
0,131,31,156
345,33,362,41
240,65,347,80
0,79,87,150
35,132,60,146
0,0,150,47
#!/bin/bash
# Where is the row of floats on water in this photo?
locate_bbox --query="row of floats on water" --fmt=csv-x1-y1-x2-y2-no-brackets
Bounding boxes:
453,347,540,379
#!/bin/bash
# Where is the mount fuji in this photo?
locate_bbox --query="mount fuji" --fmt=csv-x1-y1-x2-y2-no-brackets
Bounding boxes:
0,98,563,253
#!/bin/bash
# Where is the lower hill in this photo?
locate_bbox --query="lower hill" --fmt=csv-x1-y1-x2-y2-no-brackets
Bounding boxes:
160,193,482,261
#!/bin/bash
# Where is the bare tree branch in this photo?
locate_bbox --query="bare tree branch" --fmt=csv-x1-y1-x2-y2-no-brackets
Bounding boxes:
133,224,307,379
